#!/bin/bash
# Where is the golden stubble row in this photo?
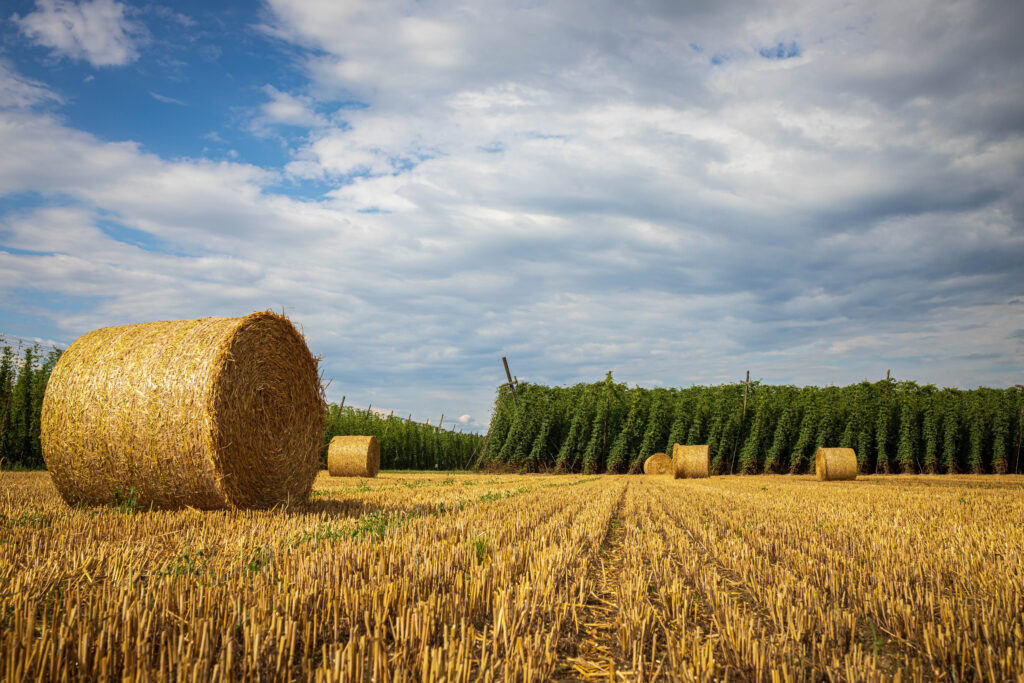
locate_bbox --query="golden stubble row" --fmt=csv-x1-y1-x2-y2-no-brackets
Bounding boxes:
1,472,614,681
2,471,1023,681
569,475,1024,681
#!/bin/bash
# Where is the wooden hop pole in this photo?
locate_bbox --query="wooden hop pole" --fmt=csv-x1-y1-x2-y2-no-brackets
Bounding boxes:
501,357,519,404
730,370,752,475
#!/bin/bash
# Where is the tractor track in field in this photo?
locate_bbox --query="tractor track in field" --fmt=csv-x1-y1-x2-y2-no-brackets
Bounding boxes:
561,480,659,681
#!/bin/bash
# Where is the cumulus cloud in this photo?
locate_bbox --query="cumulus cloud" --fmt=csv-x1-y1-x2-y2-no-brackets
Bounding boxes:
14,0,146,67
264,0,1024,388
2,0,1023,427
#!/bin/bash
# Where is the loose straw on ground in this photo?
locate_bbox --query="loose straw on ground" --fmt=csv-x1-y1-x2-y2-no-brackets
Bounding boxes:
40,311,325,509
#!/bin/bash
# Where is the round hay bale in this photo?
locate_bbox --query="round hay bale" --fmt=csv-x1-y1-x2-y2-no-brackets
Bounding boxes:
40,311,325,509
815,447,858,481
672,443,710,479
643,452,673,475
327,436,380,477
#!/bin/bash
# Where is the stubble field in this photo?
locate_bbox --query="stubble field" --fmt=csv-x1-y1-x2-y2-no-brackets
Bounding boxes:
2,471,1023,681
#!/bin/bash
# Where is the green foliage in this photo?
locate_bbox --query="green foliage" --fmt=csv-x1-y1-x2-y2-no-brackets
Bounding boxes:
814,388,841,452
636,390,671,469
0,345,62,469
6,340,1017,478
581,372,623,474
481,373,1019,474
554,386,596,472
874,388,896,474
738,388,773,474
941,392,962,473
323,400,485,471
921,391,940,473
664,392,693,453
714,411,742,475
966,392,987,474
790,396,819,474
607,390,648,473
1,509,52,529
471,536,489,564
764,404,796,473
989,392,1011,474
896,389,919,473
685,393,711,445
162,551,210,580
111,487,144,514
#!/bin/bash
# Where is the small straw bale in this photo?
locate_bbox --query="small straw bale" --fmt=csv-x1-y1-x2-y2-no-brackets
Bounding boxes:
815,447,858,481
40,311,325,509
327,436,380,477
672,443,710,479
643,452,673,475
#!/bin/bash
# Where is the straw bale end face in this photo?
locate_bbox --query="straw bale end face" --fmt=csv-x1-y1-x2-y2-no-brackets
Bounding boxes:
672,444,710,479
328,435,380,477
815,447,858,481
40,311,325,509
643,452,673,475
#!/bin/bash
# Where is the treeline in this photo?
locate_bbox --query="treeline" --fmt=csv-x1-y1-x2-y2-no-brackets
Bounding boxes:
480,373,1023,475
0,346,63,469
324,403,486,470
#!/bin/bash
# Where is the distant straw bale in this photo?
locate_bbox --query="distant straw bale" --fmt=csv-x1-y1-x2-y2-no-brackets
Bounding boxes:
815,447,858,481
672,444,710,479
327,436,380,477
643,452,673,475
40,311,325,509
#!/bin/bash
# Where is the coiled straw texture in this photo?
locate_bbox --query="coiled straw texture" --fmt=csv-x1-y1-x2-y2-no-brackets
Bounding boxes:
673,444,710,479
327,436,380,477
815,447,859,481
40,311,325,509
643,452,673,475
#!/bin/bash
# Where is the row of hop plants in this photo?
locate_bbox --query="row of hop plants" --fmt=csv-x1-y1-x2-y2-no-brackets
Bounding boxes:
0,345,63,470
323,403,486,470
0,343,486,473
480,372,1024,474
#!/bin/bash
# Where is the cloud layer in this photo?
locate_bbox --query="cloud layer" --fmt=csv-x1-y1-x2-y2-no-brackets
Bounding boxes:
2,0,1022,429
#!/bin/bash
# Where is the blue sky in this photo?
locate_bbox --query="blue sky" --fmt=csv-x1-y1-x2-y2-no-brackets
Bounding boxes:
1,0,1022,431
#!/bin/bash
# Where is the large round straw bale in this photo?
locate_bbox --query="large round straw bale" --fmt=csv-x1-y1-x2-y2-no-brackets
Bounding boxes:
815,447,858,481
672,444,710,479
327,436,380,477
40,311,325,509
643,452,673,475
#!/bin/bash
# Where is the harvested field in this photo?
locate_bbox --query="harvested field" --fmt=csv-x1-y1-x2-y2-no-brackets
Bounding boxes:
2,471,1023,680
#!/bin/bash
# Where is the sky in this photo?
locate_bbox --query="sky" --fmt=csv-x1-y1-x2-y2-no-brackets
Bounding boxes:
1,0,1022,431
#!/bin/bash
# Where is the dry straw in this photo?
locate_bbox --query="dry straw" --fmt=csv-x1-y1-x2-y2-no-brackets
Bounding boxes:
815,447,858,481
672,444,710,479
643,452,673,475
327,435,380,477
40,311,325,509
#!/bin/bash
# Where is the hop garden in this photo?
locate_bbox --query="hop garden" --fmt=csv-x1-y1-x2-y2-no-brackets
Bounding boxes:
481,373,1022,475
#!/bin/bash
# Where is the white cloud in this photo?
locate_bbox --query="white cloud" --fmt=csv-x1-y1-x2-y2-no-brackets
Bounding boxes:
255,85,328,131
14,0,146,67
149,91,185,106
2,0,1023,428
0,61,63,110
